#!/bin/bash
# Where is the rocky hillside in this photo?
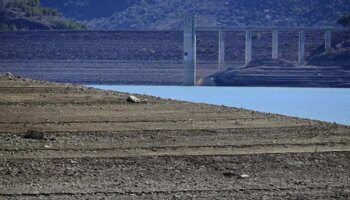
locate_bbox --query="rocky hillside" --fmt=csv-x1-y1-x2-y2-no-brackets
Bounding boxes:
199,59,350,87
308,34,350,69
41,0,136,21
42,0,350,30
0,0,87,30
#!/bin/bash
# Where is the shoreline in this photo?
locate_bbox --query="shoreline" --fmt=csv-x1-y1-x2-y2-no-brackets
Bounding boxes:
90,84,350,126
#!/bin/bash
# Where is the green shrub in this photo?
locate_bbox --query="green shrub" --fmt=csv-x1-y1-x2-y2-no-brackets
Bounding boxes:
9,24,17,30
1,0,88,30
0,23,9,30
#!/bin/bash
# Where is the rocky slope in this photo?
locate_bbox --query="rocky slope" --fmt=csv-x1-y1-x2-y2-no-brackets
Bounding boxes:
41,0,136,21
199,59,350,87
0,0,86,30
308,34,350,69
41,0,350,30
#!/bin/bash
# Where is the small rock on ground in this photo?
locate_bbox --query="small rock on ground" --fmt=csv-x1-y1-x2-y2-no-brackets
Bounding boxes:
127,95,141,103
23,130,45,140
5,72,15,80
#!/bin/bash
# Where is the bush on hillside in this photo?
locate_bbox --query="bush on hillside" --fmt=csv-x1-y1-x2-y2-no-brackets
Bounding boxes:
0,0,87,30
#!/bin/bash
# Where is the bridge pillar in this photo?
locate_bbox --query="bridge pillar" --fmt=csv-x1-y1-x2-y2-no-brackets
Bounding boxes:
245,30,252,65
218,30,225,71
272,30,279,59
325,30,332,49
183,14,196,86
298,30,305,65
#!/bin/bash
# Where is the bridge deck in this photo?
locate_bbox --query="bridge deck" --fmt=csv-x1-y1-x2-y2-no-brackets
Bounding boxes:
196,26,350,32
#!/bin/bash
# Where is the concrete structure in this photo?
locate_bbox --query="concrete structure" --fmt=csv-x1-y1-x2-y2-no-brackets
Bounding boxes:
325,30,332,49
183,14,196,86
183,17,349,85
272,30,279,59
298,30,306,65
218,30,225,70
245,30,252,65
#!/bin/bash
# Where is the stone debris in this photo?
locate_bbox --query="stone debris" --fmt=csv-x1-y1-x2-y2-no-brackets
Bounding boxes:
5,72,15,80
223,172,240,178
127,95,141,103
2,72,22,80
23,130,45,140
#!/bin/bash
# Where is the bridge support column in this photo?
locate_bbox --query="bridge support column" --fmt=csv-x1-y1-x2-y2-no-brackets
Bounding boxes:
325,30,332,49
245,30,252,65
218,30,225,71
298,30,305,66
272,30,279,59
183,14,196,86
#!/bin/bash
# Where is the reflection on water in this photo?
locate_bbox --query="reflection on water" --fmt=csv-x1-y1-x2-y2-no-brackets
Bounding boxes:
89,85,350,126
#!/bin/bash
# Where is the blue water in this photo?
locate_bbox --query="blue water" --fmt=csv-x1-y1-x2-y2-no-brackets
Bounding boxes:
89,85,350,126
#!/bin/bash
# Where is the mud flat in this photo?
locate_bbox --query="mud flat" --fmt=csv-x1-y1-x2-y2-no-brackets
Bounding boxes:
0,75,349,199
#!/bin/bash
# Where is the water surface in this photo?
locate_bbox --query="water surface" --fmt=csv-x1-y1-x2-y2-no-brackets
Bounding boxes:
89,85,350,126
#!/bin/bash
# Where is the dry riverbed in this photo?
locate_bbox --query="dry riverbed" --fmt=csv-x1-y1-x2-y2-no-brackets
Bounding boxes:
0,74,349,199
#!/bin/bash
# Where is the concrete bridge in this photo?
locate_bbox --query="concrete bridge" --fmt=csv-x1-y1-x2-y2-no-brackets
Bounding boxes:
183,15,350,86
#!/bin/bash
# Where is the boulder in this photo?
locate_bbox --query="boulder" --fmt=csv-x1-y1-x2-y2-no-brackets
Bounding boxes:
197,77,216,86
23,130,45,140
127,95,141,103
240,174,250,178
5,72,15,80
223,171,249,179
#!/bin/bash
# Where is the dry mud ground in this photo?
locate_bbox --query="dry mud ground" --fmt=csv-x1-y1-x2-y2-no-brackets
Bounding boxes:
0,76,350,199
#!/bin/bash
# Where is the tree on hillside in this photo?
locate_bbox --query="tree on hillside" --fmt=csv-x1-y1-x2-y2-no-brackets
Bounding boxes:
0,0,87,30
337,14,350,27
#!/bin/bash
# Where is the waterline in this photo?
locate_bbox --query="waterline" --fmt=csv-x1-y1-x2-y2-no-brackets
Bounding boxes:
89,85,350,126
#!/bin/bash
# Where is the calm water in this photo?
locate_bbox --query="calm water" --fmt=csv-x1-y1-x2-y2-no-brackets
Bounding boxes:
89,86,350,126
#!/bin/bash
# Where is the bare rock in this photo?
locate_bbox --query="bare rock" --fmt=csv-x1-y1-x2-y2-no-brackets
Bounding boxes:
23,130,45,140
127,95,141,103
223,171,240,178
223,171,249,179
197,77,216,86
240,174,250,178
5,72,15,80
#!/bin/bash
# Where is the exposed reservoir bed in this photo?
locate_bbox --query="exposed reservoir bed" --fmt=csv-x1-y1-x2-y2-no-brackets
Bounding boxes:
0,76,349,199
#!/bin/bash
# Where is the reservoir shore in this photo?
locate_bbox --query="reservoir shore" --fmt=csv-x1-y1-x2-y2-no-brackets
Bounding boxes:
0,75,349,199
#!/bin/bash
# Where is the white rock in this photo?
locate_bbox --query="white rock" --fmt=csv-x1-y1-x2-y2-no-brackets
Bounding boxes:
240,174,249,178
5,72,14,80
127,95,140,103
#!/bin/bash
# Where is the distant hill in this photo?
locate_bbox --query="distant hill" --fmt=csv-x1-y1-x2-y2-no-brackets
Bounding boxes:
0,0,87,30
41,0,137,21
41,0,350,30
